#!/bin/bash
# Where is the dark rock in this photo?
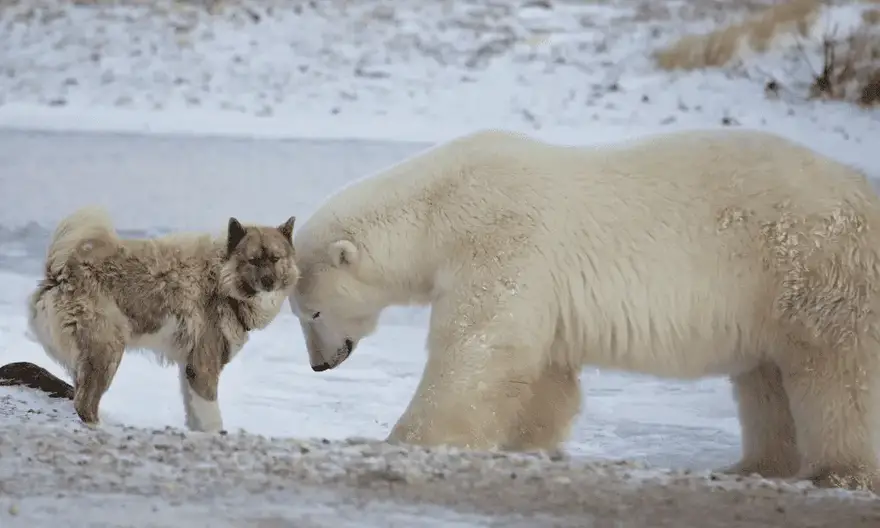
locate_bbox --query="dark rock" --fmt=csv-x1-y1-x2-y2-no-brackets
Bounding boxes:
0,362,74,400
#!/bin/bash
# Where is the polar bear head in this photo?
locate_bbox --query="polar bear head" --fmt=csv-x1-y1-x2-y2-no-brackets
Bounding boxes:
289,238,391,372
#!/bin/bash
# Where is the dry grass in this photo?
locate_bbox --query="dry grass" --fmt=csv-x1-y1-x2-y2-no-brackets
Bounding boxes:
652,0,880,108
653,0,820,71
806,28,880,106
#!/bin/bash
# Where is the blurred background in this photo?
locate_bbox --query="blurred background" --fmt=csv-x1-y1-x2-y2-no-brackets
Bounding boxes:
0,0,876,144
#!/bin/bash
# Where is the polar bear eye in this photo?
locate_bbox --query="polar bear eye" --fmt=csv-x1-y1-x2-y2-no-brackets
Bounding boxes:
312,312,321,320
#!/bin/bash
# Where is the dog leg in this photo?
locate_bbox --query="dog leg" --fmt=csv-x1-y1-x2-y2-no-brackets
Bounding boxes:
178,362,223,433
179,337,226,433
73,341,124,426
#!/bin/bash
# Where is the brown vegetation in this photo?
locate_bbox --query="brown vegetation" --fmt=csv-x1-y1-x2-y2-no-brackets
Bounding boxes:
653,0,879,107
807,29,880,107
653,0,820,71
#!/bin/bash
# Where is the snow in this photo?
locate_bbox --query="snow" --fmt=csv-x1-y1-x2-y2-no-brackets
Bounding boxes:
3,386,876,528
1,0,879,525
0,0,877,154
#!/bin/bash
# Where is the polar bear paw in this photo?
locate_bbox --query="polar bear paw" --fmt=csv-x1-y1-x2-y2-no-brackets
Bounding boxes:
716,456,800,479
800,466,879,493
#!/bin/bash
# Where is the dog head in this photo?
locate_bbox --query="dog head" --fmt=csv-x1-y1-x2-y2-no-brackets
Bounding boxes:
220,216,299,299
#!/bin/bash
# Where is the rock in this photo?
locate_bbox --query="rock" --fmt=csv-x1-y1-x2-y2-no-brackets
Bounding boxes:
0,362,74,400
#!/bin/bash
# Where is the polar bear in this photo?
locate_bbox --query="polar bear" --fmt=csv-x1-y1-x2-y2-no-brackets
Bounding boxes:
289,128,880,491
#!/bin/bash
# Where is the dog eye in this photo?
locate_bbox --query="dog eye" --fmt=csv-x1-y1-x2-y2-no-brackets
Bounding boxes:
249,257,261,264
268,255,279,263
312,312,321,320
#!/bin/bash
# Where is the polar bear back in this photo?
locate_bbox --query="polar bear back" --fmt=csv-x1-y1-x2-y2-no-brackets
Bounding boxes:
297,128,870,250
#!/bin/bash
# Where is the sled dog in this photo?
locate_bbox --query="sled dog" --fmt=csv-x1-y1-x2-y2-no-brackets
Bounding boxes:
28,206,299,432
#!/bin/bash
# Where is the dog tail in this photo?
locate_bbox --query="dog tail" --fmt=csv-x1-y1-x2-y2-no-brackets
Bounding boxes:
45,206,119,276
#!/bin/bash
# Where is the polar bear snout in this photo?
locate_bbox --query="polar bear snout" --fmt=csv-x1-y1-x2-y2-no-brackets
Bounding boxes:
298,312,362,371
311,338,354,372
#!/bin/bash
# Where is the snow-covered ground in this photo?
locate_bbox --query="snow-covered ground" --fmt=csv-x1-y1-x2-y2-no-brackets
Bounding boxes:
1,0,879,525
0,0,877,155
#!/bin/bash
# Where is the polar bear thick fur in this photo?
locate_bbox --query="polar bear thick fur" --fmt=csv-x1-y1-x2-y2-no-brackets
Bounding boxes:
289,128,880,491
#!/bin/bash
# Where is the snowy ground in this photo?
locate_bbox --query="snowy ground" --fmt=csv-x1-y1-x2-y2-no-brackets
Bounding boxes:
1,0,880,525
0,0,877,153
3,387,879,528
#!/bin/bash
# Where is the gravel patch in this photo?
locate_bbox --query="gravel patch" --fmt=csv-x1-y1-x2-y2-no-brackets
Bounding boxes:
2,389,879,527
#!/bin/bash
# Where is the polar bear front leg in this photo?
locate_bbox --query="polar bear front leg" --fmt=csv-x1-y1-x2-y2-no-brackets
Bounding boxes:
387,288,554,451
502,362,582,452
719,362,800,478
387,351,520,450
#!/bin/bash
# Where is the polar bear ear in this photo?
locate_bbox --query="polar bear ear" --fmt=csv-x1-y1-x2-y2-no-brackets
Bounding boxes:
329,240,358,268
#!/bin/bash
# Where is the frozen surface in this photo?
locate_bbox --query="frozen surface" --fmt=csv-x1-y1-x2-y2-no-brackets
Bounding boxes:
1,0,879,525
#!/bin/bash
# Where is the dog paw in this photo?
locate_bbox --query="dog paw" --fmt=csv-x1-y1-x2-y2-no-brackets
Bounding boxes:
77,416,100,429
74,406,100,427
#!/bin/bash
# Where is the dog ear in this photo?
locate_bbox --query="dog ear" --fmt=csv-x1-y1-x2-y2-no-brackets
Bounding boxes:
329,240,358,268
278,216,296,243
227,217,247,255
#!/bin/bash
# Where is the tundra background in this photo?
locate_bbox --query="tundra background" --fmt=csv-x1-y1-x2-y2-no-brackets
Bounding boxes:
0,0,878,526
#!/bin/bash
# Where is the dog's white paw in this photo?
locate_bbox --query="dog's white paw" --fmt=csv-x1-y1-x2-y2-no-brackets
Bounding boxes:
183,384,224,433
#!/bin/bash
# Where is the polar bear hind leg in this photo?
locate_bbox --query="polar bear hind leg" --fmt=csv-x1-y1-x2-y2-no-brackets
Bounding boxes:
778,342,880,491
716,350,879,492
745,205,880,492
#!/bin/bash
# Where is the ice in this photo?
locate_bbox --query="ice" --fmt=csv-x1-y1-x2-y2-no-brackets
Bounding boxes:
1,0,879,525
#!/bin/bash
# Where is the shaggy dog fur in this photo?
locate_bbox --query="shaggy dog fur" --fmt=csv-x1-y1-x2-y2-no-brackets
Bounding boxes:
28,207,299,432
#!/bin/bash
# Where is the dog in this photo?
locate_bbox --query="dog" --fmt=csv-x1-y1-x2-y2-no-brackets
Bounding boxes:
27,206,300,432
